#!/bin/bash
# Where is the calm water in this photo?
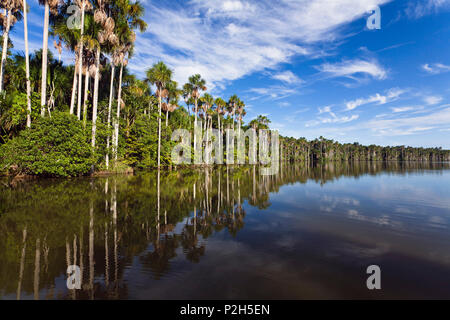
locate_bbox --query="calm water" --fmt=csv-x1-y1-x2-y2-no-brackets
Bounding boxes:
1,162,450,300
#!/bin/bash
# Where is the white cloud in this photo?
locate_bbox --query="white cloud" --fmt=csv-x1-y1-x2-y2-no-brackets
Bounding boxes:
316,59,388,83
345,88,405,110
391,106,423,113
422,63,450,75
307,105,359,127
423,95,443,105
367,107,450,136
271,71,303,84
406,0,450,19
131,0,391,88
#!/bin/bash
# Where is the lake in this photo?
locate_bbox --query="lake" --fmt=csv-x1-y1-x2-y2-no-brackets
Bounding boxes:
1,161,450,299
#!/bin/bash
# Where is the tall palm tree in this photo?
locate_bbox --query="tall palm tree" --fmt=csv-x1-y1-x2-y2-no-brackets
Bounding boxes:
111,0,146,165
227,95,241,131
146,61,172,167
164,80,180,127
186,74,206,161
23,0,31,127
214,97,226,154
38,0,60,117
0,0,21,93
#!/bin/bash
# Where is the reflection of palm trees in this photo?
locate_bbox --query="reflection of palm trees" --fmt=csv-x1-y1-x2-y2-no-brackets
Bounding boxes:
16,227,27,300
34,238,40,300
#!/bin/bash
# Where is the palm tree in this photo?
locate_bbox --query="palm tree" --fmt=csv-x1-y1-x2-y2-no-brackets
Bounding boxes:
164,80,181,127
237,99,245,136
112,0,146,165
23,0,31,128
227,95,239,130
146,61,173,167
38,0,60,117
186,74,206,161
0,0,21,93
92,4,118,149
215,97,226,140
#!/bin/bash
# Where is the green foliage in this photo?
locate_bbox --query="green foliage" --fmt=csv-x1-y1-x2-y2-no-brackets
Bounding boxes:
124,114,175,169
0,112,94,177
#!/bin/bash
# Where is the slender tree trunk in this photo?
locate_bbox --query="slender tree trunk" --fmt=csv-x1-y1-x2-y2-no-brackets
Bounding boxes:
194,98,198,161
41,1,50,116
23,1,32,128
77,3,86,120
165,110,168,127
157,93,162,167
106,64,115,169
70,58,78,115
83,71,89,128
0,9,12,93
113,64,124,163
91,46,101,148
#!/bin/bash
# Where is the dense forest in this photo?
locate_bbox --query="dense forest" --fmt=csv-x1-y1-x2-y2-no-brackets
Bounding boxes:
0,0,449,177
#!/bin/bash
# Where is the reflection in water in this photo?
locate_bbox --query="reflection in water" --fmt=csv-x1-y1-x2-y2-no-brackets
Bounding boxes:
1,161,450,299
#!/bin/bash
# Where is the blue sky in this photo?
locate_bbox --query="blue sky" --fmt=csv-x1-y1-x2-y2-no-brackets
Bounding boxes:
9,0,450,148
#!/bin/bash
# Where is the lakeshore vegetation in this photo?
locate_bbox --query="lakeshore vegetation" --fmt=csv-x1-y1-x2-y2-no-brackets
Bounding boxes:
0,0,449,177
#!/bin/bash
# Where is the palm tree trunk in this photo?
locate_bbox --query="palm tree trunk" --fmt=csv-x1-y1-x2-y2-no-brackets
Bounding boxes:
40,1,50,116
113,64,124,163
77,3,86,120
23,1,32,128
91,46,101,148
70,58,78,115
106,64,115,169
0,9,12,93
194,98,198,161
83,71,89,128
157,93,162,167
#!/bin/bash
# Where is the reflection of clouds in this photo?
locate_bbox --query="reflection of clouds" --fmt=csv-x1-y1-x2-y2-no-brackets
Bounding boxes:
346,209,403,228
395,207,415,214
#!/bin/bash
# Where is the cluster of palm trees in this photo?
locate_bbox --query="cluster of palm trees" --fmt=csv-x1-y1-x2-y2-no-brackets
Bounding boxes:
0,1,250,170
145,62,247,167
0,0,147,169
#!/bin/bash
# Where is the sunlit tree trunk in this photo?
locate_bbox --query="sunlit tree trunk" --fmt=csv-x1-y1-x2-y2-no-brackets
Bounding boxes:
83,71,90,128
70,59,78,115
41,1,49,116
23,1,32,127
77,2,86,120
106,65,115,169
91,46,101,148
0,9,12,93
113,64,124,163
157,92,162,167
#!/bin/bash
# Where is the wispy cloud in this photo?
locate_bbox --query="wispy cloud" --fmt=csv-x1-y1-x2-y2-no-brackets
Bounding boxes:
345,88,406,110
367,107,450,136
422,63,450,75
271,71,303,84
406,0,450,19
131,0,391,88
316,58,388,83
306,105,359,127
423,95,443,105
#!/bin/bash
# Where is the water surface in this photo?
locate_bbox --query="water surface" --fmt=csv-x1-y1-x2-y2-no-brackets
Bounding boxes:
1,162,450,299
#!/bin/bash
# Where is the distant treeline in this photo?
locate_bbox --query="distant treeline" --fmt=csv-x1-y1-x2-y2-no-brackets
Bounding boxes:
280,136,450,163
